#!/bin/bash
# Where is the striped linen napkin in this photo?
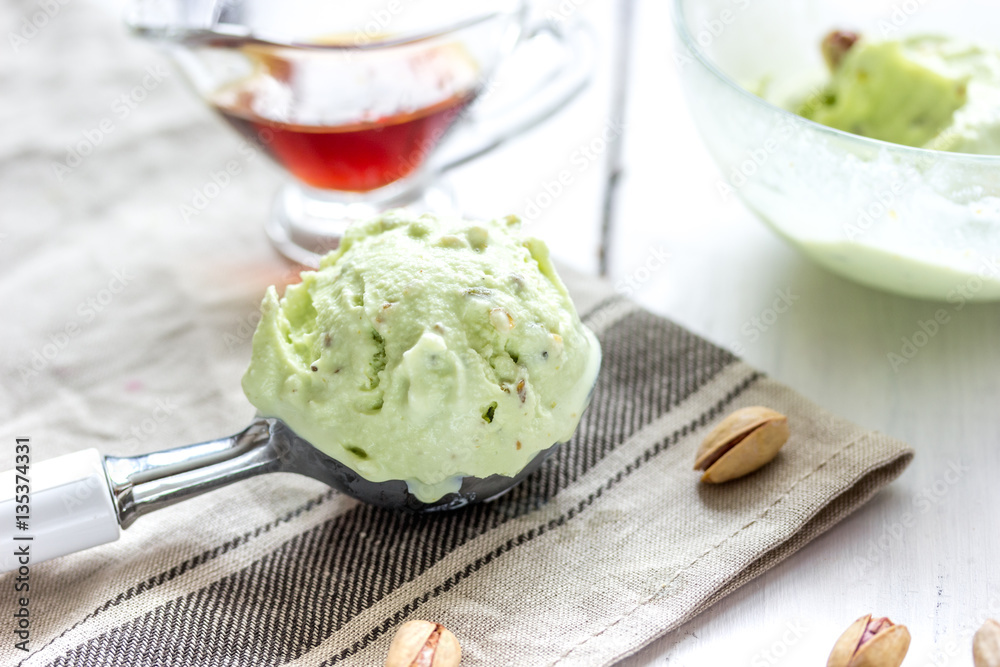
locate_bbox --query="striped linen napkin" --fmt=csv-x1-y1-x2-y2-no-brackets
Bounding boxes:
2,277,912,667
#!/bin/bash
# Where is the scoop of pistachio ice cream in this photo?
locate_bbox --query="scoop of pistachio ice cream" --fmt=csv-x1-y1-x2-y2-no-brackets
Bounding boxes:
241,211,601,502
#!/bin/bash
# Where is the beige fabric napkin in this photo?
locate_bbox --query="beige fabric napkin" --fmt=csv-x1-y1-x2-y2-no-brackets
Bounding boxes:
0,1,912,665
2,274,916,667
0,277,913,667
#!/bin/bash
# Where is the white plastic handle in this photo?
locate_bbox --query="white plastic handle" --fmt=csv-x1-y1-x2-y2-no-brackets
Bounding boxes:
0,449,120,573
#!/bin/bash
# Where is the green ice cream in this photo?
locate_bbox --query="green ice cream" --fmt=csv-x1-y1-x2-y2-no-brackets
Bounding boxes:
242,211,601,502
797,34,1000,154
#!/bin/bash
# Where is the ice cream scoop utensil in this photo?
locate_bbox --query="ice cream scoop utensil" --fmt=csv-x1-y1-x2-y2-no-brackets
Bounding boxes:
0,418,556,572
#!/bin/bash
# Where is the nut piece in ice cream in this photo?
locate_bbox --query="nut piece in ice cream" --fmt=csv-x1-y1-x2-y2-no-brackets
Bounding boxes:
242,211,601,503
827,614,910,667
694,406,789,483
821,30,860,71
385,620,461,667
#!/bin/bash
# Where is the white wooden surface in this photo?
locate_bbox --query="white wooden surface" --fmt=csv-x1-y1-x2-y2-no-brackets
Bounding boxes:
467,0,1000,664
19,0,1000,663
563,1,1000,665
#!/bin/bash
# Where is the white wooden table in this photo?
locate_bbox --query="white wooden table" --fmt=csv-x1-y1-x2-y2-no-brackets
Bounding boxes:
503,1,1000,664
14,0,1000,664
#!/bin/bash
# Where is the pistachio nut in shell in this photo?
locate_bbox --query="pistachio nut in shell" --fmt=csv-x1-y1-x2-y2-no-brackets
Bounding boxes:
975,619,1000,667
694,406,789,483
385,620,461,667
827,614,910,667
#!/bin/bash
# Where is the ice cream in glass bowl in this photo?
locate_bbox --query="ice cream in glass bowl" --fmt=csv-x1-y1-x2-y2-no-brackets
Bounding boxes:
673,0,1000,301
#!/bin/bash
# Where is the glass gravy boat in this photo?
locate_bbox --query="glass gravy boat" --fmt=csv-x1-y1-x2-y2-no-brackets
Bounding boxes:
127,0,595,265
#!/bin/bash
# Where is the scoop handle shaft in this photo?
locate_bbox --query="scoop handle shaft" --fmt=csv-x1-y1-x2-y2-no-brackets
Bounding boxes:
0,449,120,573
104,419,281,529
0,420,283,571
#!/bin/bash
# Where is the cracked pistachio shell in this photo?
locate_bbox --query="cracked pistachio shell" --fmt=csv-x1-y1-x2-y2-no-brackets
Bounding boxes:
385,620,461,667
827,615,910,667
975,619,1000,667
694,406,789,483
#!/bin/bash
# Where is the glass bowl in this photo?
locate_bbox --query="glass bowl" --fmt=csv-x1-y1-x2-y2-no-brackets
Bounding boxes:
673,0,1000,302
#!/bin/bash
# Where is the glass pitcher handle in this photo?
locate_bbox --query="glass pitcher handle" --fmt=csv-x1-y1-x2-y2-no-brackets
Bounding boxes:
430,18,597,174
